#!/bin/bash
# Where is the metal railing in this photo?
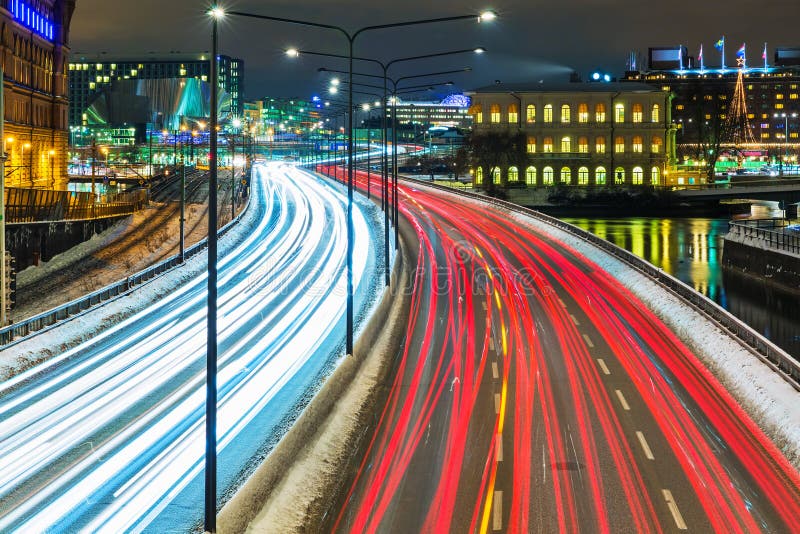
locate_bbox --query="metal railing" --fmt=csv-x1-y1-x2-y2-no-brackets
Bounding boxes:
405,176,800,390
727,220,800,255
4,187,148,224
0,182,252,347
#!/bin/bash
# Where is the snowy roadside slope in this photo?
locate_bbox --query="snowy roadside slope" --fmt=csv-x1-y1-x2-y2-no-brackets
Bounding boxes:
503,206,800,469
0,180,257,380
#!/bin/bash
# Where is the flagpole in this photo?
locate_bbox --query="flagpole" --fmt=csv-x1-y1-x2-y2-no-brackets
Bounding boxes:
764,42,768,73
722,37,725,70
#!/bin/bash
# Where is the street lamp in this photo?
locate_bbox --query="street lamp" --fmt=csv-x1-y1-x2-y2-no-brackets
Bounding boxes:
774,112,798,176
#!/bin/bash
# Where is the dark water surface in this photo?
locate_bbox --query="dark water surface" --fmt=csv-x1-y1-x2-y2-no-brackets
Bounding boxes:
562,216,800,360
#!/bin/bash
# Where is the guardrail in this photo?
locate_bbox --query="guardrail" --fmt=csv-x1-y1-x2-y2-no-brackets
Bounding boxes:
727,221,800,255
405,176,800,391
0,176,252,347
4,187,148,223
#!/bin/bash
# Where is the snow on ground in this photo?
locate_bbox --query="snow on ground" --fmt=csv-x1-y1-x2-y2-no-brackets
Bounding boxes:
0,175,253,381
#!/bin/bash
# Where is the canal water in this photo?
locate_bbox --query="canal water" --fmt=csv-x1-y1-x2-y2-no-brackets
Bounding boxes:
561,213,800,361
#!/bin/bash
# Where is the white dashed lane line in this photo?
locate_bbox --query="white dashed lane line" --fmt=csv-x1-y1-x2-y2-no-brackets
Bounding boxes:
636,431,655,460
615,389,631,411
596,358,611,375
662,489,688,530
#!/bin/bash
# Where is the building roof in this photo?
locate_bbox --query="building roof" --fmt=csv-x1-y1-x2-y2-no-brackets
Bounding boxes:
467,81,663,94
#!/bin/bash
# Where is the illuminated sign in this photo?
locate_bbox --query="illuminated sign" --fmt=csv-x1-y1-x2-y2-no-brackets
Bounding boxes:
10,0,55,41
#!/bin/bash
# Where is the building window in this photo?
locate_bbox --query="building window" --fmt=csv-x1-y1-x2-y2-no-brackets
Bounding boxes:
595,166,607,185
632,135,643,153
578,103,589,123
578,136,589,153
632,166,644,185
473,104,483,123
526,166,537,185
595,103,606,122
651,136,663,153
615,136,625,153
561,104,571,124
775,103,784,110
527,136,536,153
614,167,625,184
475,167,483,184
561,136,571,152
526,104,536,123
651,166,661,184
560,167,571,184
652,104,661,122
595,136,606,154
490,104,501,123
543,166,554,185
508,166,519,181
615,103,625,123
492,167,501,183
578,166,589,185
632,103,643,123
508,103,518,124
544,104,553,123
543,137,554,153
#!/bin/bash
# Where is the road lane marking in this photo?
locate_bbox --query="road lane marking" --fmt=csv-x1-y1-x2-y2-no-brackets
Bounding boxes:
582,333,595,347
570,314,580,326
489,337,496,353
615,390,631,411
558,298,567,308
597,358,611,375
496,433,503,462
494,393,501,414
493,490,503,531
637,431,655,460
482,301,487,311
492,361,499,379
662,489,688,530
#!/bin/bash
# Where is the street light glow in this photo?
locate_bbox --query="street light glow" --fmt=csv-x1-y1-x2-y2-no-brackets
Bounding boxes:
474,47,486,54
209,6,225,19
478,10,497,22
329,86,339,94
232,118,242,128
286,48,299,58
330,77,340,87
362,103,370,111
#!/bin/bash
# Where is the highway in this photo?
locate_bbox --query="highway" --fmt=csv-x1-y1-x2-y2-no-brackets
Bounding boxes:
0,163,377,532
329,169,800,533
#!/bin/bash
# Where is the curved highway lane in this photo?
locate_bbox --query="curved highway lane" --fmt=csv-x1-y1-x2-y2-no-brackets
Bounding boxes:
329,169,800,533
0,163,377,532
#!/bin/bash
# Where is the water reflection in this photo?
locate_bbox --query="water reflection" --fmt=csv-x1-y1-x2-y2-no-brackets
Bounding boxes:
562,216,799,360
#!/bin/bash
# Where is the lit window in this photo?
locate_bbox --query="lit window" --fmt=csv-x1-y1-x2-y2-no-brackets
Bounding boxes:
615,103,625,123
508,166,519,181
791,94,799,100
578,103,588,123
652,104,660,122
704,94,713,101
776,103,785,110
676,104,684,111
578,167,589,185
632,166,644,185
543,137,554,153
96,63,103,70
561,104,571,124
544,104,553,123
526,166,537,185
595,136,606,154
651,166,661,184
490,104,501,123
595,103,606,122
632,103,643,123
473,104,483,123
614,167,625,184
651,136,663,153
527,136,536,153
632,135,643,153
615,136,625,153
776,94,784,100
595,166,607,185
543,166,554,185
560,167,571,184
475,167,483,184
578,136,588,153
526,104,536,123
508,103,518,123
492,167,501,183
761,132,770,139
561,136,571,152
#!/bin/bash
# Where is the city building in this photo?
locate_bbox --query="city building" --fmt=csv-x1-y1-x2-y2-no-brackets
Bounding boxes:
2,0,76,189
259,97,321,140
388,94,473,130
466,83,677,187
68,53,245,128
623,46,800,171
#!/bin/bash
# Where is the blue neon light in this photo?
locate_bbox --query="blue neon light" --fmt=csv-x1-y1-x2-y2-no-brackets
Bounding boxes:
11,0,55,42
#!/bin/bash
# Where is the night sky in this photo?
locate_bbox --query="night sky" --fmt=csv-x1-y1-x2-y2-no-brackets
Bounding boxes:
70,0,800,101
